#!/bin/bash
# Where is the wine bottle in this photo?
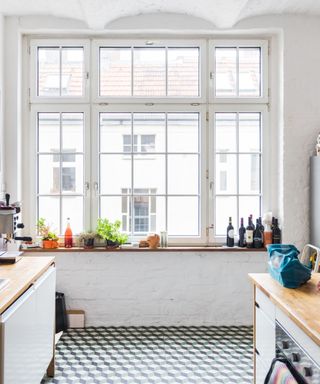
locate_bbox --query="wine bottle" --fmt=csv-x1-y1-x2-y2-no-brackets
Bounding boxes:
258,217,265,233
250,214,255,230
226,217,234,247
246,216,254,248
238,217,246,247
253,219,263,248
272,218,281,244
64,217,73,248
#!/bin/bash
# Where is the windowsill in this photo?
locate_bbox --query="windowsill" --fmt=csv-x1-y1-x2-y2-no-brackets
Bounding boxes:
22,246,267,252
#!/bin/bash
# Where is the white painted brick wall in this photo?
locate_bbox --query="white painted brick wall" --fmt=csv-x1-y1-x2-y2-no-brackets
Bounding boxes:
27,251,267,326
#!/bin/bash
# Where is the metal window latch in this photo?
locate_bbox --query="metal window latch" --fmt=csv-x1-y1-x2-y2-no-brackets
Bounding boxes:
84,182,90,196
93,182,99,196
210,72,214,79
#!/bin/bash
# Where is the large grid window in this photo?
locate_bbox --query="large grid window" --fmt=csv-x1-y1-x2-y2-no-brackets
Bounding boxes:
28,38,269,244
99,46,200,97
214,112,262,236
37,112,85,234
99,112,200,238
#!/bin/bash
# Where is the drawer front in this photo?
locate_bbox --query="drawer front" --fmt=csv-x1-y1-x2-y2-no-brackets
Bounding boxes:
256,303,276,368
256,288,275,322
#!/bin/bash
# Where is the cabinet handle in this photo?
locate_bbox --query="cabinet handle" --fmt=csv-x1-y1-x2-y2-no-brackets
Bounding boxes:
255,348,260,356
255,302,260,308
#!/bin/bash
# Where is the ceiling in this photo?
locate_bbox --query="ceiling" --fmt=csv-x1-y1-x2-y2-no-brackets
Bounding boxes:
0,0,319,29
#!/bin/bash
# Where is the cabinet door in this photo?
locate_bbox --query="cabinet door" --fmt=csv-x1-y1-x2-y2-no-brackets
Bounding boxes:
255,288,276,384
0,266,56,384
34,266,56,379
0,287,38,384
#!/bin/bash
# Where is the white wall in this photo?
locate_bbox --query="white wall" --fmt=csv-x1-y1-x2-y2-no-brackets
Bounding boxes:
27,251,267,326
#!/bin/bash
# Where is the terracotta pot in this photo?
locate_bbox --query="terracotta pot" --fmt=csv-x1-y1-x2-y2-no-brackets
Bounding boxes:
42,240,59,249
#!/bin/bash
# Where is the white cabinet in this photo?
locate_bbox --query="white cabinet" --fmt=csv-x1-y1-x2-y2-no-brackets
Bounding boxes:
0,266,56,384
254,287,276,384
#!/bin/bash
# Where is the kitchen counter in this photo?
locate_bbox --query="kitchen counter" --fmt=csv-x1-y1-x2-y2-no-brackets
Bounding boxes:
0,256,55,314
249,273,320,347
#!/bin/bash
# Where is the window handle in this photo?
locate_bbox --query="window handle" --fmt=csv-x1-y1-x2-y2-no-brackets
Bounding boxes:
209,181,214,197
84,182,90,196
93,182,99,196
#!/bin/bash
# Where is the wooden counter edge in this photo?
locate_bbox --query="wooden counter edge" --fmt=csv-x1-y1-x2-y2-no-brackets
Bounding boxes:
248,273,320,347
0,257,55,315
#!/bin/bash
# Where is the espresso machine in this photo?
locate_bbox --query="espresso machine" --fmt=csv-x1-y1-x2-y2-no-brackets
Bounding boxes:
0,193,32,262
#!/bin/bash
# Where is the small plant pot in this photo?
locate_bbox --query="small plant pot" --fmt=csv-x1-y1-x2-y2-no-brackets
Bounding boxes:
43,240,59,249
83,238,95,249
106,239,120,249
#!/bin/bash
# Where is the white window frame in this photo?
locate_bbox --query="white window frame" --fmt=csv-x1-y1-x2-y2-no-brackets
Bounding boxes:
29,39,91,104
91,103,207,245
27,104,91,237
25,36,271,245
91,39,207,104
209,40,269,104
208,104,269,243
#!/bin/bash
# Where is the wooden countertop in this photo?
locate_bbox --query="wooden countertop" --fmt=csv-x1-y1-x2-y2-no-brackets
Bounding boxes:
249,273,320,346
0,256,55,314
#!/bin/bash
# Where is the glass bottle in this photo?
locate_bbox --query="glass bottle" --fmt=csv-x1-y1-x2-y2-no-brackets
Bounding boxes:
64,218,73,248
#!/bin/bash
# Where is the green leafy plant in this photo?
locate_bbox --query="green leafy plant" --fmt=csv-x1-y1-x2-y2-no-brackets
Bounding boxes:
37,218,59,241
96,218,128,245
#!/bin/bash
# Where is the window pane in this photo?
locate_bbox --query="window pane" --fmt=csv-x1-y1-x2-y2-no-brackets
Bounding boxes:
38,113,60,152
62,196,83,234
61,48,84,97
239,113,261,152
167,113,199,153
61,154,83,194
38,196,60,234
215,154,237,194
239,48,261,97
100,154,131,194
239,154,260,194
215,113,237,152
215,48,236,97
215,196,237,236
100,196,124,227
167,48,199,96
62,113,84,152
100,48,131,96
239,196,260,225
168,154,199,194
168,196,199,236
100,113,132,153
38,154,60,194
38,47,60,97
133,113,165,152
133,48,166,96
133,155,165,194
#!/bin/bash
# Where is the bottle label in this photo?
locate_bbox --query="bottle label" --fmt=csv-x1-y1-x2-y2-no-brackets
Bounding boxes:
228,229,234,238
246,230,253,243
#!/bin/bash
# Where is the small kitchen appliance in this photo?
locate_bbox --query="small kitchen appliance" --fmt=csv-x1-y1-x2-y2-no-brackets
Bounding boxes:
0,193,31,262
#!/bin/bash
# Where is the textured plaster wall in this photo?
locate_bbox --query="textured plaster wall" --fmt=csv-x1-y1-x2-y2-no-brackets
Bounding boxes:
27,252,267,326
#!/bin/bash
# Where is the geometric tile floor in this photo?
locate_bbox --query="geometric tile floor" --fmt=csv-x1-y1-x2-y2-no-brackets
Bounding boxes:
42,326,253,384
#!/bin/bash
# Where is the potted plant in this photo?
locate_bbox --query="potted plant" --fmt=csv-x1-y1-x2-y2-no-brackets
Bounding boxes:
37,218,59,249
78,232,97,249
96,218,128,248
